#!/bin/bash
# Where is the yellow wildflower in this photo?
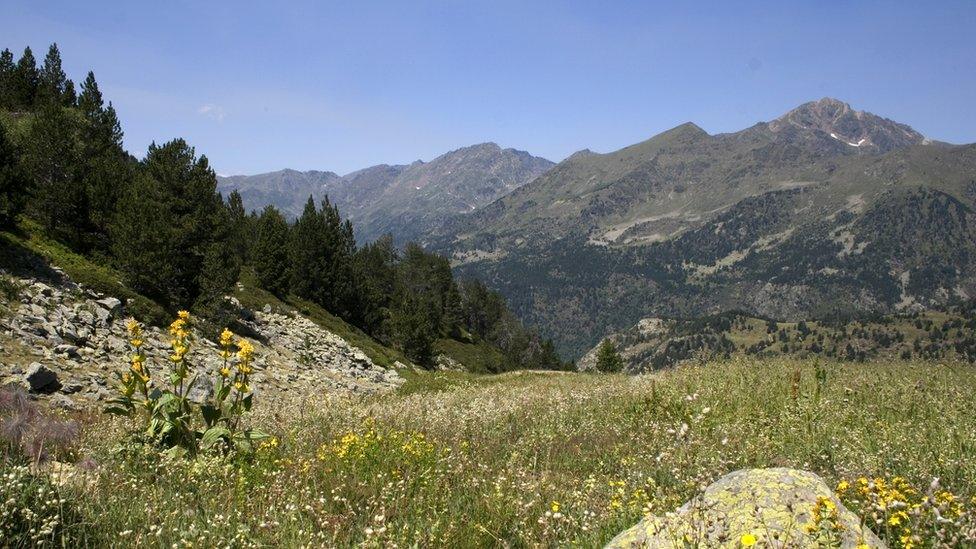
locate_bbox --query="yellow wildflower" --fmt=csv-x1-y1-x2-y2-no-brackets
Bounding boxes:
236,339,254,363
740,533,757,547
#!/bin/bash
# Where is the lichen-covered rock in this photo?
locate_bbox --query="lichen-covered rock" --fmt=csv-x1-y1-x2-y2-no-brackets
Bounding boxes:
606,468,885,548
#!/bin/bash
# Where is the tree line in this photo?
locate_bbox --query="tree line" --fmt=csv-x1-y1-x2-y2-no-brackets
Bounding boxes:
0,43,568,371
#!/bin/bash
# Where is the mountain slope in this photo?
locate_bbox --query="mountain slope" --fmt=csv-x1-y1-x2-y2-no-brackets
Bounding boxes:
218,143,553,244
428,99,976,357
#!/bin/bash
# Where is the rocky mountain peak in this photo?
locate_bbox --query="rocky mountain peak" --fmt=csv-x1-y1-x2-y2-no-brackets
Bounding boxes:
767,97,925,153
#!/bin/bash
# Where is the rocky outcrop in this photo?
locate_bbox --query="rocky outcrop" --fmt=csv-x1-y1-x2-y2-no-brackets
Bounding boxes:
606,468,885,548
0,268,403,411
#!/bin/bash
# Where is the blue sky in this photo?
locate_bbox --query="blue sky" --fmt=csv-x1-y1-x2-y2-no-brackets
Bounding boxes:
3,1,975,175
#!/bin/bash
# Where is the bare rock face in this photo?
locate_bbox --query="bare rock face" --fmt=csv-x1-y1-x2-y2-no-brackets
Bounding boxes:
606,468,885,548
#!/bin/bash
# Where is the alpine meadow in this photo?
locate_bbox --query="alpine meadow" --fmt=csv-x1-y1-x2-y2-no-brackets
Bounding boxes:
2,3,976,548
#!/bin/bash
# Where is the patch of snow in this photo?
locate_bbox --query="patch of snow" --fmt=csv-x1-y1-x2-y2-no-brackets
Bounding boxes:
828,132,867,147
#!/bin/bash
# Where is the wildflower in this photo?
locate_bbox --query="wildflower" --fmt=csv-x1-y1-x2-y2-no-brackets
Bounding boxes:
237,339,254,363
740,533,757,546
550,501,560,513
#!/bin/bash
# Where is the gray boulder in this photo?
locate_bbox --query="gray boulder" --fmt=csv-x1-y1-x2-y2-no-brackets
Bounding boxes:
26,363,60,393
95,297,122,314
186,375,214,404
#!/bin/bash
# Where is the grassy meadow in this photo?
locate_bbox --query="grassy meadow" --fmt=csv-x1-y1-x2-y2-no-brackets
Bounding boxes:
5,357,976,547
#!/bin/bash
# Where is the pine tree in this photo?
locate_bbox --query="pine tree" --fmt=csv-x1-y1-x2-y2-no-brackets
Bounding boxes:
38,44,68,105
0,49,15,110
225,190,249,263
20,102,87,245
12,47,39,109
288,196,327,300
253,205,290,296
319,198,358,317
392,292,436,365
77,72,103,119
195,202,241,307
113,139,225,308
62,79,76,107
0,123,28,227
78,72,130,243
595,339,624,373
353,234,398,336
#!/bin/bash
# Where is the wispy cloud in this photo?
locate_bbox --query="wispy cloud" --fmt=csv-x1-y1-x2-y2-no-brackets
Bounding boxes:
197,103,227,122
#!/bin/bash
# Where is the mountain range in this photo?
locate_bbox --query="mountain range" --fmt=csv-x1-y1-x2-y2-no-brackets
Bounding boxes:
221,98,976,358
218,143,553,244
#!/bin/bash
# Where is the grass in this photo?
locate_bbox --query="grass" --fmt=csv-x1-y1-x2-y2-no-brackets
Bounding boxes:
0,219,170,326
433,336,509,373
7,357,975,547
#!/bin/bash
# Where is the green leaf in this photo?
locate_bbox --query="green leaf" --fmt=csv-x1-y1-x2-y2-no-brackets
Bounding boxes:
201,426,231,449
242,393,253,412
103,405,131,416
161,445,187,460
244,428,271,441
201,404,221,427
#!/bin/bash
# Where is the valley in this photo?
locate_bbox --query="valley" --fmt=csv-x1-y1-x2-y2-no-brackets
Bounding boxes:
1,15,976,546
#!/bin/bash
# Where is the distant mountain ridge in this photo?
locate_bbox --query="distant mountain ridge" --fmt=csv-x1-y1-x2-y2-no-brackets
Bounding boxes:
425,98,976,357
218,143,553,244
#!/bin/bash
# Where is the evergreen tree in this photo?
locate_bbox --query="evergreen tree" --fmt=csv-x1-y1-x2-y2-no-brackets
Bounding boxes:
0,123,28,227
113,139,225,308
288,196,327,300
392,292,436,365
253,205,290,296
226,189,248,262
20,102,87,245
352,234,398,336
38,43,69,105
0,49,14,109
318,196,358,317
77,72,104,119
78,72,129,243
595,339,624,373
12,47,38,109
195,203,241,307
62,79,76,107
286,195,359,317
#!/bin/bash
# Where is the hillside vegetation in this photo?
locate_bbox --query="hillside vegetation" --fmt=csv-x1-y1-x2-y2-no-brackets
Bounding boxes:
580,309,976,372
0,42,565,372
429,100,976,357
6,358,976,546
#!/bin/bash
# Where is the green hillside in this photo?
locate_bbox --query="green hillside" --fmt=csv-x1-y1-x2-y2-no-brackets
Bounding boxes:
428,100,976,357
